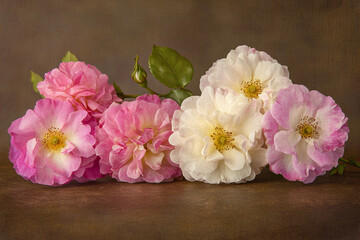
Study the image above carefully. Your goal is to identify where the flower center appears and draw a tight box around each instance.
[210,126,235,152]
[42,127,66,151]
[240,79,263,99]
[296,116,319,139]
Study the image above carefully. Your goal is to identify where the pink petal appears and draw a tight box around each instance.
[267,147,299,181]
[307,144,343,168]
[271,84,309,129]
[109,145,133,169]
[136,94,162,105]
[143,169,165,183]
[117,165,141,183]
[144,152,164,170]
[126,149,146,179]
[262,110,279,147]
[319,123,349,152]
[274,130,301,155]
[18,109,46,135]
[46,152,82,178]
[33,99,75,129]
[61,111,95,158]
[73,157,103,183]
[24,138,38,168]
[95,139,113,174]
[160,98,180,116]
[292,140,319,181]
[61,141,75,154]
[136,128,155,145]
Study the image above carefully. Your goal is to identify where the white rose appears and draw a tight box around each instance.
[200,45,291,111]
[169,87,267,184]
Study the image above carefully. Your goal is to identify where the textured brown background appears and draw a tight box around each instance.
[1,0,359,156]
[1,0,359,239]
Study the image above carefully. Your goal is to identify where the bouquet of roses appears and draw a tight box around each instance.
[8,45,357,186]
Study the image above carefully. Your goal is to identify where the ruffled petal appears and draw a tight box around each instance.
[307,144,343,168]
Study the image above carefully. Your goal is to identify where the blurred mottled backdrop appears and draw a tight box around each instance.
[1,0,359,157]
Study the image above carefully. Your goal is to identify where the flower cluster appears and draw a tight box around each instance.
[8,46,350,186]
[170,45,348,184]
[9,54,182,186]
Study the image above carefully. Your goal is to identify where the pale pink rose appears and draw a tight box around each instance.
[8,99,98,186]
[200,45,291,111]
[95,94,182,183]
[263,84,349,183]
[37,61,121,119]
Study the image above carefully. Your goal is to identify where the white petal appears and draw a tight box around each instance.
[226,45,251,62]
[168,131,185,147]
[179,109,212,137]
[269,76,291,92]
[223,160,252,183]
[233,134,252,151]
[237,105,263,137]
[201,136,215,156]
[201,136,224,162]
[234,56,252,82]
[179,136,204,160]
[171,110,183,132]
[245,53,261,73]
[196,87,216,115]
[248,148,267,174]
[179,136,219,175]
[223,148,246,171]
[181,96,199,111]
[206,150,224,162]
[170,148,181,164]
[254,61,283,84]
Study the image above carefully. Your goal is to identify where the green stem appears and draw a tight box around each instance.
[143,86,159,95]
[339,158,360,168]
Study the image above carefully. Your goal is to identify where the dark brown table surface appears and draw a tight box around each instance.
[0,149,359,240]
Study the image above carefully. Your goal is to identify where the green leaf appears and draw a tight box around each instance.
[148,45,194,88]
[338,164,345,175]
[30,71,43,93]
[62,51,78,62]
[113,82,125,99]
[329,167,338,176]
[164,88,193,105]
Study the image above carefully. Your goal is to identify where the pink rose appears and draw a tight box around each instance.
[37,61,121,119]
[8,99,99,186]
[263,84,349,183]
[95,94,182,183]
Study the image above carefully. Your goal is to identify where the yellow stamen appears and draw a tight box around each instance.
[240,79,263,99]
[42,127,66,151]
[210,126,235,152]
[296,116,318,139]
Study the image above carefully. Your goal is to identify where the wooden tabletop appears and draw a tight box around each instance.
[0,150,359,240]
